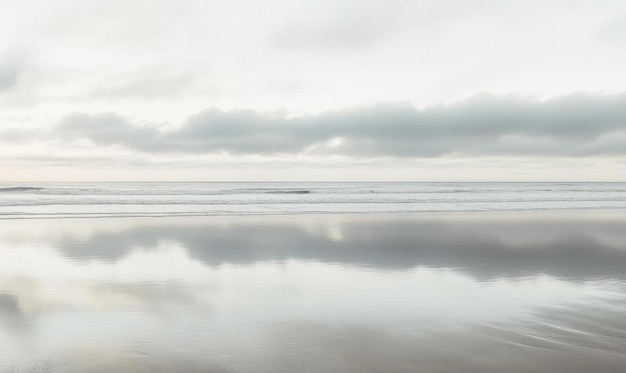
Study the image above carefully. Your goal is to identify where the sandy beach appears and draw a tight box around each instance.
[4,0,626,369]
[1,211,625,372]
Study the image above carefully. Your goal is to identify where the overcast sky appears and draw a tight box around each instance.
[2,0,626,181]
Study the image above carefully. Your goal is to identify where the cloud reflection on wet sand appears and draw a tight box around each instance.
[1,212,625,372]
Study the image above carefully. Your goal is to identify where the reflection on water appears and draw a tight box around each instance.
[1,212,626,372]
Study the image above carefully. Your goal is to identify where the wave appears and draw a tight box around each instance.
[0,189,315,196]
[1,205,626,220]
[1,182,626,196]
[4,197,626,207]
[0,187,44,193]
[266,190,310,194]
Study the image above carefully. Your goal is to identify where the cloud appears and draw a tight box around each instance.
[0,48,27,92]
[55,112,160,151]
[269,7,400,52]
[37,92,626,158]
[597,13,626,45]
[87,69,201,101]
[267,0,492,52]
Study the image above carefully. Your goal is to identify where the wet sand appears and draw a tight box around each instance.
[1,211,626,372]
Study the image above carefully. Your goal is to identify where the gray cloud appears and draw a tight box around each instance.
[40,92,626,158]
[56,112,160,151]
[0,48,27,92]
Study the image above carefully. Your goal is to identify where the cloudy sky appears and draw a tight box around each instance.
[2,0,626,181]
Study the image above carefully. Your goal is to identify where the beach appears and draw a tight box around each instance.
[4,0,626,369]
[1,208,626,372]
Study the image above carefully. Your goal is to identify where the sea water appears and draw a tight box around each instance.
[1,183,626,371]
[1,182,626,218]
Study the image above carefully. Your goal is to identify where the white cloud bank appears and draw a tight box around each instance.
[14,92,625,158]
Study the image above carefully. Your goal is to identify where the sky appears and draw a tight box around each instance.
[1,0,626,181]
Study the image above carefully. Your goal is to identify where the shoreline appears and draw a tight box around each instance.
[2,206,626,221]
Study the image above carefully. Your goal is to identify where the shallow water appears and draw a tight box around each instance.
[1,211,626,372]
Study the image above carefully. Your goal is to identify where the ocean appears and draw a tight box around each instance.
[1,182,626,372]
[1,182,626,218]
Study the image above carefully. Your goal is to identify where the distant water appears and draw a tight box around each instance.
[0,182,626,218]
